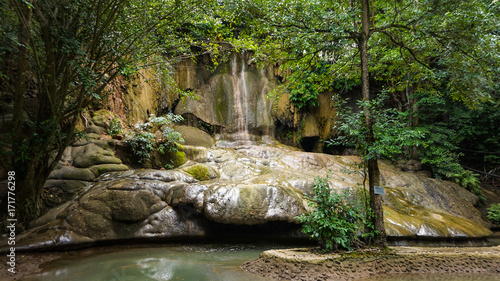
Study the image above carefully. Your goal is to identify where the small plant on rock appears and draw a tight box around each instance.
[127,113,184,164]
[108,117,123,137]
[449,170,485,204]
[127,131,154,163]
[487,203,500,225]
[158,126,184,154]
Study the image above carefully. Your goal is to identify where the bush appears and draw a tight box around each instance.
[296,176,371,252]
[158,127,185,154]
[449,170,485,204]
[127,114,184,164]
[108,117,123,136]
[127,131,154,163]
[487,203,500,225]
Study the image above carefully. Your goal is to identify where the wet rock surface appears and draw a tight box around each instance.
[42,138,128,207]
[6,141,493,251]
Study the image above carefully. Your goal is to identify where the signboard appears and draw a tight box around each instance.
[374,186,385,195]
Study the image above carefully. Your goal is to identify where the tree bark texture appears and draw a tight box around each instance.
[359,0,387,246]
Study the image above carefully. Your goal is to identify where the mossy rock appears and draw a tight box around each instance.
[48,166,96,181]
[149,149,187,169]
[182,164,219,181]
[89,164,129,177]
[173,125,215,148]
[92,109,117,129]
[106,190,162,222]
[171,150,187,167]
[72,143,122,168]
[84,125,106,135]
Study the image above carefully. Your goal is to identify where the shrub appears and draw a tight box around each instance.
[158,127,185,154]
[449,170,485,204]
[108,117,123,136]
[126,113,184,164]
[127,131,154,163]
[296,176,370,252]
[487,203,500,225]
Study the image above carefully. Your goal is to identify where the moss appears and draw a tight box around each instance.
[214,77,229,123]
[164,150,187,168]
[184,164,211,181]
[92,109,117,129]
[89,164,129,177]
[175,151,187,166]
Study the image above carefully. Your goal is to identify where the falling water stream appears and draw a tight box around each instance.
[230,53,250,141]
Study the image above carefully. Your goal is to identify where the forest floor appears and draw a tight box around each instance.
[241,244,500,280]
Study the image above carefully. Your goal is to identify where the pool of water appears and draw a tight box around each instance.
[20,244,277,281]
[20,240,500,281]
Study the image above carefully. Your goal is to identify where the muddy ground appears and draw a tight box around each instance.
[241,246,500,280]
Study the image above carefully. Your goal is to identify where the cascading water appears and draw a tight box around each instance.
[230,53,250,141]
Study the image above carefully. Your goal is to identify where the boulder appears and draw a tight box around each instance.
[173,125,215,148]
[48,166,95,181]
[6,143,492,251]
[72,143,122,168]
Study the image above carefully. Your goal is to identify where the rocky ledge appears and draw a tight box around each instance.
[2,142,493,251]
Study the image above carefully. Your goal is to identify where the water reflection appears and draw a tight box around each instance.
[20,245,274,281]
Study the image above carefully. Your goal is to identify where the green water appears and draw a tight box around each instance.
[20,243,500,281]
[20,244,275,281]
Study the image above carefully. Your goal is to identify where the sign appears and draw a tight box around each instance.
[374,186,385,195]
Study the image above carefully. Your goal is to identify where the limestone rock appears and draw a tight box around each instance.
[174,125,215,148]
[6,143,493,251]
[89,164,129,177]
[72,143,122,168]
[48,166,95,181]
[91,109,116,129]
[84,125,106,135]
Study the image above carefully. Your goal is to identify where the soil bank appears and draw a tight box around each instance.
[241,246,500,280]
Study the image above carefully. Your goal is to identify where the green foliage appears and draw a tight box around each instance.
[159,127,185,154]
[108,118,123,137]
[127,132,154,163]
[449,170,485,203]
[329,93,426,162]
[487,204,500,225]
[127,114,184,164]
[413,91,500,181]
[296,176,373,252]
[287,62,330,109]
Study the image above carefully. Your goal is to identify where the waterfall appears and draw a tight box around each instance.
[231,53,249,140]
[240,53,250,139]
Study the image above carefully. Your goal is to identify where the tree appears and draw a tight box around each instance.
[223,0,499,246]
[0,0,216,225]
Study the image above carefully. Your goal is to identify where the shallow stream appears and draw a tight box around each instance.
[20,239,500,281]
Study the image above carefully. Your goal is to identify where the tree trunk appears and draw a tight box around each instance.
[12,1,32,153]
[16,161,47,225]
[359,0,386,246]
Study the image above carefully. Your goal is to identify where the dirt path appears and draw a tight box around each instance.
[241,246,500,280]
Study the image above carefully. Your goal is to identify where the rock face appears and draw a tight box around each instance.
[173,52,277,139]
[10,141,492,251]
[43,133,128,207]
